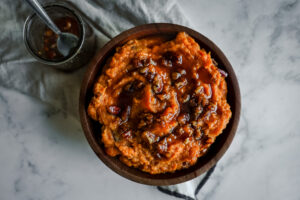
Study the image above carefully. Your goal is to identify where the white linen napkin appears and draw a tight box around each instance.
[0,0,217,199]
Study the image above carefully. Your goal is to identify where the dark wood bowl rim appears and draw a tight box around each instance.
[79,23,241,186]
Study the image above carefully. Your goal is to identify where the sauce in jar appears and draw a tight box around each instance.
[38,16,80,60]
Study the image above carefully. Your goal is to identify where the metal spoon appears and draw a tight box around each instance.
[25,0,79,57]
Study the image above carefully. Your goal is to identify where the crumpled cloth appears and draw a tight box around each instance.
[0,0,215,199]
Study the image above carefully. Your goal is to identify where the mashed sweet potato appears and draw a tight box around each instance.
[88,32,231,174]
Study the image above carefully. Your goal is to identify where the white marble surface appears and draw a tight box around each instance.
[1,0,300,199]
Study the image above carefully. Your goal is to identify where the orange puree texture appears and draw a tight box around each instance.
[88,32,232,174]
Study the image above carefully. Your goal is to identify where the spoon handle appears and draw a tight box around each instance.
[24,0,61,34]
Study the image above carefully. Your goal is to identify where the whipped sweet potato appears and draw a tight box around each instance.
[88,32,231,174]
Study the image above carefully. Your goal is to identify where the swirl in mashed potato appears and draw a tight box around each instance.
[88,32,231,174]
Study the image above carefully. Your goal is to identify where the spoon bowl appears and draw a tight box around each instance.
[57,32,79,57]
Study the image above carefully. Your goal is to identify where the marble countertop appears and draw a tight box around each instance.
[1,0,299,199]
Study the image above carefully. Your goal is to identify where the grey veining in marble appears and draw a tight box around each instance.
[1,0,300,200]
[181,0,300,199]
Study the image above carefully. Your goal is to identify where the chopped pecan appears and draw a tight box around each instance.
[218,68,228,77]
[121,105,131,122]
[139,67,149,74]
[182,94,190,103]
[107,106,121,115]
[142,131,158,144]
[122,130,132,139]
[175,78,187,89]
[194,86,204,95]
[171,72,181,80]
[152,75,163,93]
[178,113,190,125]
[161,51,183,67]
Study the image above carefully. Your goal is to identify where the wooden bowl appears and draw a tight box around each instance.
[79,23,241,186]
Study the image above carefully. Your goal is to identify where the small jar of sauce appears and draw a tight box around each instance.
[23,2,96,71]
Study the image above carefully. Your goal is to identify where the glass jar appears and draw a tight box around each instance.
[23,2,96,71]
